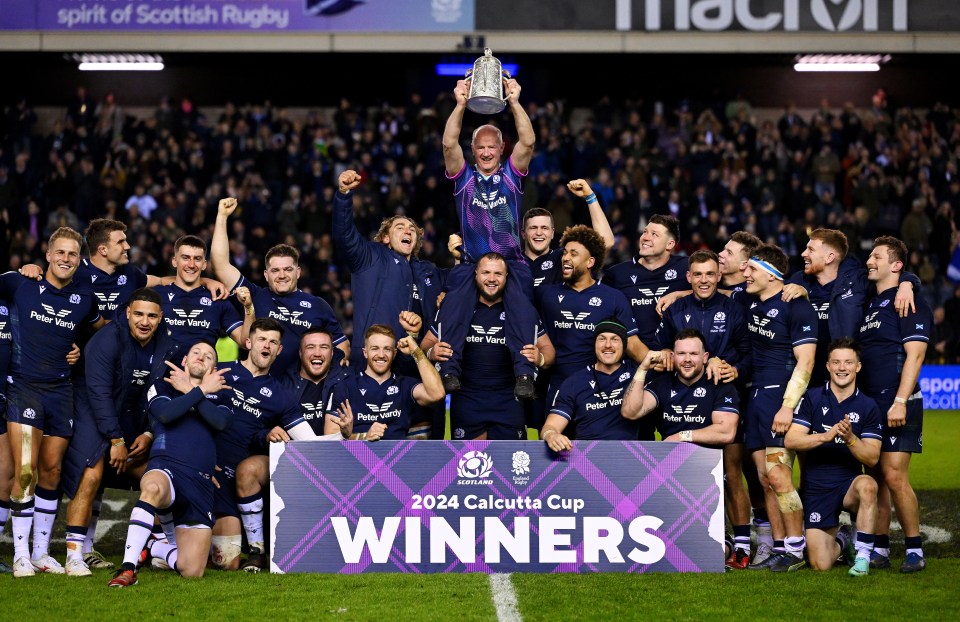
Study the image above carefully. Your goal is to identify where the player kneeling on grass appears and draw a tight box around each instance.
[108,342,233,587]
[785,338,882,577]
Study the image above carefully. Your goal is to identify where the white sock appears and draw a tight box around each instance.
[150,540,179,571]
[122,501,157,568]
[785,536,806,558]
[238,493,264,552]
[11,496,34,559]
[31,486,59,559]
[65,525,86,562]
[0,499,11,531]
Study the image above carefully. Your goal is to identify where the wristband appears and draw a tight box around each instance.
[142,431,154,440]
[356,433,368,441]
[894,397,907,405]
[425,346,434,361]
[678,430,693,442]
[111,439,125,447]
[537,352,545,367]
[846,436,858,447]
[542,429,556,440]
[585,193,597,204]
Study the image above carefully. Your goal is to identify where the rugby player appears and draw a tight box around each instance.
[786,338,882,577]
[212,197,348,374]
[858,236,932,573]
[107,341,233,587]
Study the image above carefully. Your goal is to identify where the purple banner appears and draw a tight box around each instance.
[269,440,725,573]
[0,1,474,32]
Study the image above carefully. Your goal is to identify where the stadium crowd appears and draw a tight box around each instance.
[0,80,957,584]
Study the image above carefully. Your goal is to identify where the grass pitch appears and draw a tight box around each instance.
[2,412,958,621]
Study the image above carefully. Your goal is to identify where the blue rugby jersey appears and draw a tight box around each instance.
[654,292,751,377]
[216,361,302,469]
[857,287,932,400]
[76,260,148,321]
[146,379,233,476]
[549,360,640,440]
[746,292,818,387]
[328,371,420,439]
[602,254,690,348]
[153,283,243,349]
[645,372,740,440]
[537,281,637,384]
[0,298,11,390]
[0,272,101,382]
[527,248,564,290]
[793,385,882,486]
[232,275,346,374]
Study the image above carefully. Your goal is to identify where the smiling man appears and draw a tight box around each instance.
[153,235,250,352]
[333,170,446,436]
[542,319,643,451]
[212,198,348,374]
[651,250,753,567]
[786,337,883,577]
[535,226,646,439]
[622,329,740,446]
[740,243,818,572]
[423,253,555,441]
[204,317,304,572]
[329,320,445,442]
[434,75,542,401]
[783,228,918,388]
[60,288,170,576]
[0,227,105,577]
[108,341,234,587]
[857,236,932,573]
[603,215,690,350]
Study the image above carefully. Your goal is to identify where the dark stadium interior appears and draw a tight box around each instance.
[4,52,960,109]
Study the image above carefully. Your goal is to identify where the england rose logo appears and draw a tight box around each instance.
[511,451,530,475]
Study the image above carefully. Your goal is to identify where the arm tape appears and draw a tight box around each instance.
[782,367,811,410]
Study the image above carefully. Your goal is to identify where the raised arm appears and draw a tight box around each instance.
[505,79,535,174]
[332,170,374,273]
[399,335,445,405]
[442,80,469,177]
[211,197,243,290]
[567,179,615,251]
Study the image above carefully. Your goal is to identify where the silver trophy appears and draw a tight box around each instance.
[466,48,511,115]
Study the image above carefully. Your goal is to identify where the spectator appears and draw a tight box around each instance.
[927,306,957,364]
[125,183,158,220]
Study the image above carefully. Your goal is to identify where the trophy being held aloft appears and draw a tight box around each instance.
[465,48,511,115]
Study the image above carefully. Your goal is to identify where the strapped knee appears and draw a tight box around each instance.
[776,490,803,513]
[764,447,795,473]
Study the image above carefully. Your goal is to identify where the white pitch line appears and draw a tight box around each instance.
[489,573,522,622]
